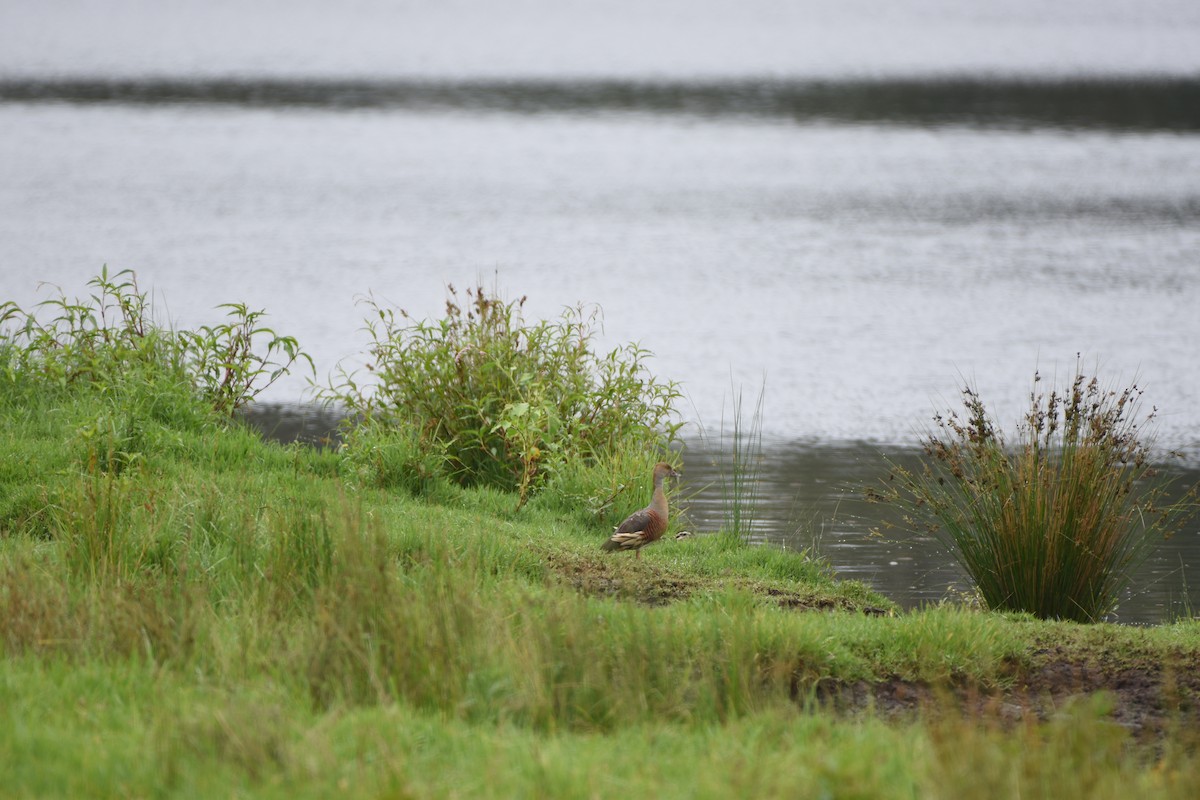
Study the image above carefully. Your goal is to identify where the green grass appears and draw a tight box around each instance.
[3,658,1198,799]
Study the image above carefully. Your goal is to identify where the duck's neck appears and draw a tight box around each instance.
[650,476,669,519]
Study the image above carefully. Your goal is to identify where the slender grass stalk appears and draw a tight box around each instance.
[713,378,766,544]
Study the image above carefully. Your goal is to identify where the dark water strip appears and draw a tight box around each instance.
[4,76,1200,131]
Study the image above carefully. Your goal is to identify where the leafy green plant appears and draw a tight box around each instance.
[322,284,683,506]
[0,267,311,417]
[1,267,184,397]
[178,302,312,415]
[880,365,1198,622]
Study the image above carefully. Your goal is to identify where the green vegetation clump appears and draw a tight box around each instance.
[322,284,683,507]
[882,366,1198,622]
[0,266,310,418]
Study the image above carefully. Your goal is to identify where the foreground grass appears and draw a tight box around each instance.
[3,391,1200,797]
[4,658,1199,799]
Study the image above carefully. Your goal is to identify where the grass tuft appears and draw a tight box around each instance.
[692,377,768,546]
[881,363,1199,622]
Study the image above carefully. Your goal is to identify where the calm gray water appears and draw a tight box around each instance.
[3,100,1197,448]
[3,0,1199,620]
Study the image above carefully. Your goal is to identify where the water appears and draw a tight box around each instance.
[3,0,1199,621]
[3,99,1197,447]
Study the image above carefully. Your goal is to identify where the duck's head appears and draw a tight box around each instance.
[653,462,681,482]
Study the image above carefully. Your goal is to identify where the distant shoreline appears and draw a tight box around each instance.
[4,75,1200,132]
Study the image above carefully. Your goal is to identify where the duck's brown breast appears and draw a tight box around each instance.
[642,509,667,541]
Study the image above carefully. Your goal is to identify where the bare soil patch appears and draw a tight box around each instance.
[815,643,1200,737]
[546,550,884,612]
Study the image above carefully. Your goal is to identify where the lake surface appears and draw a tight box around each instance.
[3,0,1199,620]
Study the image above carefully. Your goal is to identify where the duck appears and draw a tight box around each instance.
[602,462,681,558]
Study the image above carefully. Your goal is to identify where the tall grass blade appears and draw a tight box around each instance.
[710,377,766,544]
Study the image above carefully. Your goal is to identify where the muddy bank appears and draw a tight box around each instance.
[552,553,1199,737]
[816,644,1199,738]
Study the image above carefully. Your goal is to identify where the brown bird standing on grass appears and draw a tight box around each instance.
[602,462,680,558]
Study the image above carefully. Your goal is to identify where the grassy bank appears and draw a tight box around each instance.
[3,272,1200,797]
[2,388,1200,797]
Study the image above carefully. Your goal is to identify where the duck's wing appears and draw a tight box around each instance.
[614,508,653,535]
